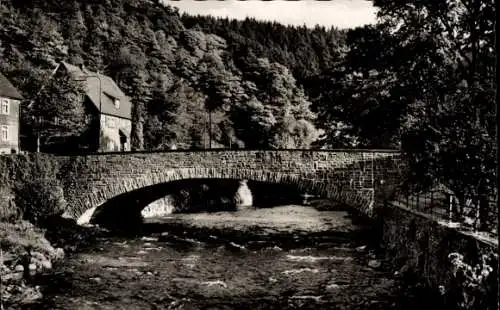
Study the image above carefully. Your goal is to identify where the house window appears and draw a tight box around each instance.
[114,98,120,109]
[1,99,9,115]
[1,126,8,141]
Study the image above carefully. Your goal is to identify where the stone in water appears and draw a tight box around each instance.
[234,180,253,211]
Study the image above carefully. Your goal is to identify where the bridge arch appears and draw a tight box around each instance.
[68,168,376,225]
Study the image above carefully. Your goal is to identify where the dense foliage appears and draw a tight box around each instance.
[14,178,66,226]
[22,75,88,152]
[0,154,66,226]
[181,14,346,84]
[371,0,496,229]
[449,252,498,310]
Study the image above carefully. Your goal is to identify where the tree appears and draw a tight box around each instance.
[402,83,495,229]
[111,45,151,151]
[24,74,87,152]
[173,30,248,148]
[231,95,275,148]
[372,0,496,229]
[232,58,320,149]
[144,82,208,149]
[197,66,246,148]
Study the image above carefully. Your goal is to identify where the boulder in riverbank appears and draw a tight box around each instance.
[0,221,65,263]
[0,220,65,308]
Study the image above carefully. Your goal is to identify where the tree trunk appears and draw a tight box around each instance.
[477,183,490,231]
[208,111,212,149]
[453,193,464,222]
[131,118,144,151]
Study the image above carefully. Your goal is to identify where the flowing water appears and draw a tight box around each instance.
[34,206,425,310]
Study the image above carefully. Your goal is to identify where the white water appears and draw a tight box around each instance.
[141,196,175,218]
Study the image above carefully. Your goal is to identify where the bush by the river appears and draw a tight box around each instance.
[0,154,105,308]
[14,179,66,227]
[0,154,66,226]
[0,185,20,222]
[0,221,64,261]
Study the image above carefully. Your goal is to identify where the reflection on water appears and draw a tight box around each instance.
[36,206,426,309]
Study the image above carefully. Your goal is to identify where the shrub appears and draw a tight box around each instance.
[14,178,66,227]
[448,252,498,310]
[0,185,20,222]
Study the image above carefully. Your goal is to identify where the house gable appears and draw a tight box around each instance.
[57,62,132,120]
[0,72,23,101]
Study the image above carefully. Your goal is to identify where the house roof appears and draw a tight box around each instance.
[0,72,23,100]
[59,61,132,120]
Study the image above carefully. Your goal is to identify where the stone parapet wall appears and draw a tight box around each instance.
[56,150,399,179]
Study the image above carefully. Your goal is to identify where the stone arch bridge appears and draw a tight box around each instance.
[52,150,404,224]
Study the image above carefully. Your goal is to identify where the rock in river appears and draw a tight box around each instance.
[368,259,381,269]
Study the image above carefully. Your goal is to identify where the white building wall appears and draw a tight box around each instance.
[99,114,132,152]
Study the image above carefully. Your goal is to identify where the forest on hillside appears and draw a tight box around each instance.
[0,0,343,151]
[0,0,496,208]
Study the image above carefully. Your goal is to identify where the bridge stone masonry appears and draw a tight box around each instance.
[51,149,404,224]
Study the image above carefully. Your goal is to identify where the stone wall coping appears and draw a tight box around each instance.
[33,149,402,157]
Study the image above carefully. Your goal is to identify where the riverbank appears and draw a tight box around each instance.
[0,221,64,308]
[378,202,498,310]
[0,218,107,309]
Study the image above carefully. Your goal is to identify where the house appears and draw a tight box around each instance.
[0,72,23,154]
[52,61,133,152]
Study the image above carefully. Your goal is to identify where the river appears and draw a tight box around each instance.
[33,205,428,309]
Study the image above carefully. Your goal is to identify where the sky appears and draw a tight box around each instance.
[165,0,378,29]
